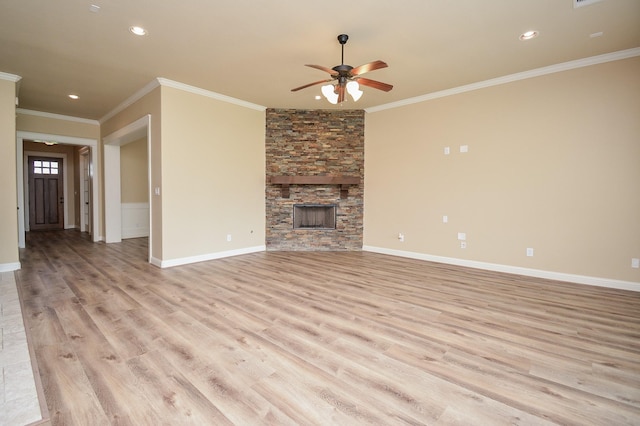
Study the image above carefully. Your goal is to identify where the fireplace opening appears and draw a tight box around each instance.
[293,204,336,229]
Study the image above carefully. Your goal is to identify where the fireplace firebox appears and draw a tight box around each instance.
[293,204,336,229]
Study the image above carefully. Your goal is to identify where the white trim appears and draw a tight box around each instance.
[16,132,100,247]
[102,115,153,262]
[17,132,97,147]
[157,78,267,112]
[16,108,99,125]
[0,71,21,82]
[158,246,266,268]
[103,144,122,243]
[0,262,21,272]
[100,77,266,123]
[100,79,160,123]
[366,47,640,113]
[363,245,640,292]
[102,115,149,145]
[24,151,70,230]
[79,147,90,233]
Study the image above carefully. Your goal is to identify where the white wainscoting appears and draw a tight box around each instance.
[121,203,149,239]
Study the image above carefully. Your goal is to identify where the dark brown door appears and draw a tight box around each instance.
[29,156,64,231]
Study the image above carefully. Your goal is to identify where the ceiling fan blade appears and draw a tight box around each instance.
[351,60,388,76]
[291,79,333,92]
[356,77,393,92]
[305,64,339,75]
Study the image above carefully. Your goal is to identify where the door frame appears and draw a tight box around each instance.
[103,114,152,262]
[79,147,91,233]
[16,132,99,248]
[24,151,68,231]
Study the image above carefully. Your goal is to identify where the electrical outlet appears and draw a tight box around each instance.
[443,215,448,223]
[226,234,232,242]
[632,258,640,269]
[526,248,534,257]
[460,241,467,249]
[398,233,405,242]
[444,147,450,155]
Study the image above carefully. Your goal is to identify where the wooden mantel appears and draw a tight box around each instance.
[268,175,360,199]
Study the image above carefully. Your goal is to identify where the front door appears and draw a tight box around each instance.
[28,156,64,231]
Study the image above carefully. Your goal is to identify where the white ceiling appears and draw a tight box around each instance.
[1,0,639,120]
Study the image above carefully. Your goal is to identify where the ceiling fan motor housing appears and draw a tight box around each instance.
[332,64,354,75]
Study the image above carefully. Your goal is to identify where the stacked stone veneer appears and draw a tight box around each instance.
[266,108,364,251]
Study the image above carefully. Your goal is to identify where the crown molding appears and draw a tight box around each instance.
[100,78,161,123]
[0,71,21,82]
[156,78,267,112]
[366,47,640,113]
[16,108,99,125]
[100,77,266,123]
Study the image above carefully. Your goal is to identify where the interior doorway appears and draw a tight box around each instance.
[16,132,99,248]
[103,114,152,263]
[27,156,64,231]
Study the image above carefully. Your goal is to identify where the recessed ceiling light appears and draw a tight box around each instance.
[89,4,101,13]
[129,26,147,36]
[68,94,79,100]
[519,30,539,41]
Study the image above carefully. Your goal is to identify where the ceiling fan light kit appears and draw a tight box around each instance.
[292,34,393,105]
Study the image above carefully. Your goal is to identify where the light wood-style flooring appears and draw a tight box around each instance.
[15,230,640,425]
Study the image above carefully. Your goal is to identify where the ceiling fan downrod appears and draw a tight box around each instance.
[337,34,349,65]
[333,34,353,76]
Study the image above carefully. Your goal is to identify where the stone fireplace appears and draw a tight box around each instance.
[266,108,364,251]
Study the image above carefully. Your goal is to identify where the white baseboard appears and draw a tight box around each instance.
[157,245,266,268]
[363,246,640,292]
[0,262,21,272]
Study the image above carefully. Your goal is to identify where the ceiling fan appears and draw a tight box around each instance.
[291,34,393,104]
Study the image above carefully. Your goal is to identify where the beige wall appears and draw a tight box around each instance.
[0,79,19,267]
[120,137,148,203]
[160,86,265,260]
[364,57,640,284]
[17,113,99,140]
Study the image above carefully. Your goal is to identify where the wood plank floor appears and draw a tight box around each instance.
[15,230,640,425]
